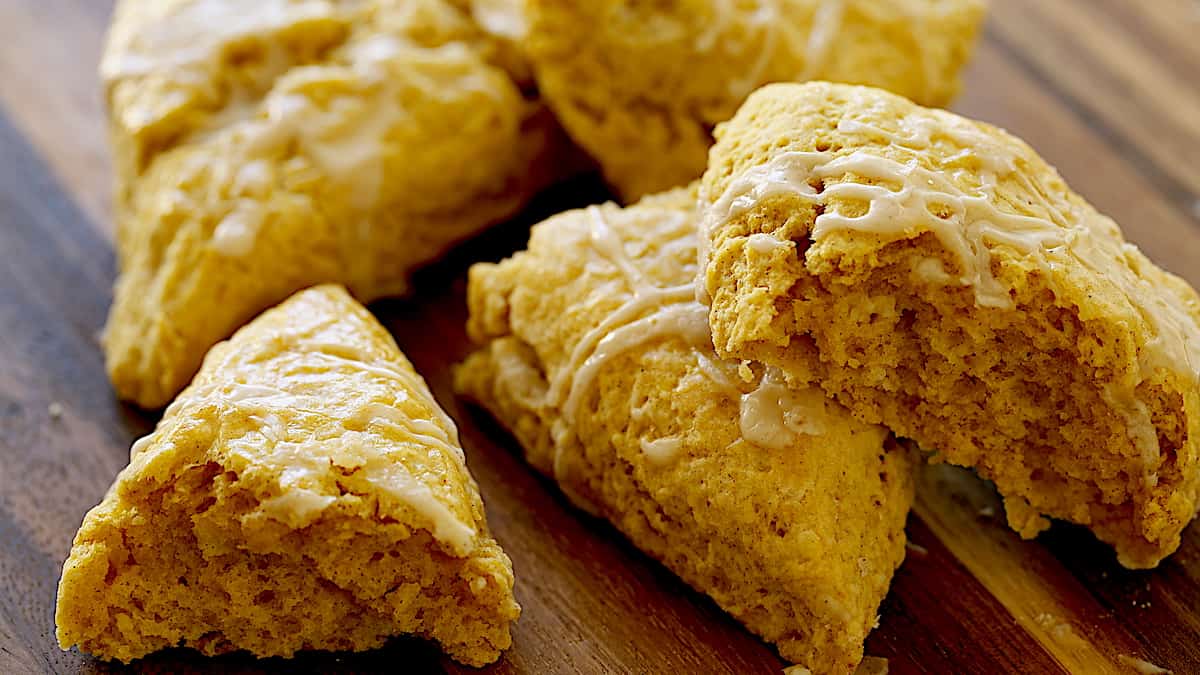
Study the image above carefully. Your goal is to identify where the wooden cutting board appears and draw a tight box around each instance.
[2,1,1199,673]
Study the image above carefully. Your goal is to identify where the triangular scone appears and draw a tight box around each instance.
[520,0,985,200]
[456,189,913,672]
[57,285,518,666]
[698,81,1200,568]
[102,0,574,408]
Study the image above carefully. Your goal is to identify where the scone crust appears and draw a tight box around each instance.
[102,0,570,408]
[58,285,519,666]
[457,189,914,671]
[523,0,985,200]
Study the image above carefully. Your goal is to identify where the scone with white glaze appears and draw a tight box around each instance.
[57,285,518,666]
[103,0,575,408]
[521,0,986,200]
[456,189,914,672]
[699,81,1200,568]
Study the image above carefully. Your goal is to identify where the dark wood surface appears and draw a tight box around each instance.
[2,2,1199,673]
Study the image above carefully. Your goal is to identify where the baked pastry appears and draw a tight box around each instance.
[57,285,519,666]
[521,0,986,200]
[698,81,1200,568]
[456,189,914,671]
[102,0,574,409]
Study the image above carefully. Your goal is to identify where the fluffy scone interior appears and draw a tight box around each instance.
[521,0,986,200]
[57,285,519,667]
[699,81,1200,568]
[456,188,914,672]
[102,0,576,409]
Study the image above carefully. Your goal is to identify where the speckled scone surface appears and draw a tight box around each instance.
[57,285,519,666]
[523,0,985,200]
[102,0,572,409]
[700,81,1200,568]
[456,189,914,672]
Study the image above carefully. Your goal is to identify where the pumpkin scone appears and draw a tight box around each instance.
[57,285,519,666]
[456,189,914,672]
[521,0,986,200]
[698,81,1200,568]
[102,0,575,409]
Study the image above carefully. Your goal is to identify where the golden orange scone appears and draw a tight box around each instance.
[699,81,1200,569]
[456,189,914,672]
[102,0,574,409]
[57,285,519,666]
[521,0,986,200]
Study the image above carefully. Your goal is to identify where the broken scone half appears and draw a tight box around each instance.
[57,285,518,666]
[102,0,573,408]
[699,81,1200,568]
[521,0,986,200]
[456,189,914,672]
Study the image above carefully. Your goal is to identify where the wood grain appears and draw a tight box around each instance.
[0,0,113,231]
[988,0,1200,217]
[1,1,1198,673]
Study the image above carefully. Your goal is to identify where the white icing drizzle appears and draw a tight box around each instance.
[795,0,846,81]
[640,437,684,465]
[542,201,855,485]
[746,231,794,255]
[260,487,336,528]
[101,0,341,83]
[704,103,1200,475]
[695,350,739,390]
[470,0,528,40]
[704,108,1200,385]
[541,205,717,490]
[280,341,475,549]
[302,346,467,463]
[356,441,477,555]
[109,0,509,266]
[204,34,505,266]
[723,0,786,98]
[911,257,955,285]
[159,381,302,423]
[699,1,935,102]
[234,436,339,527]
[739,369,831,449]
[563,302,712,422]
[545,206,704,418]
[211,201,264,256]
[233,34,409,213]
[350,401,465,464]
[131,322,476,549]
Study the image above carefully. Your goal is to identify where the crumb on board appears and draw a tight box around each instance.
[855,656,889,675]
[1118,654,1172,674]
[48,401,63,420]
[1035,612,1076,640]
[978,504,996,518]
[905,541,929,557]
[1033,612,1094,653]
